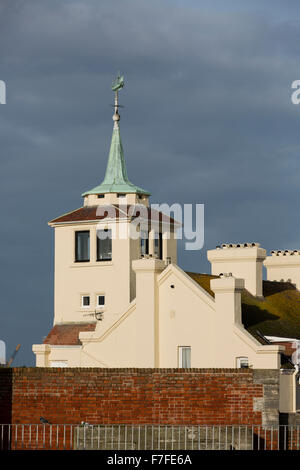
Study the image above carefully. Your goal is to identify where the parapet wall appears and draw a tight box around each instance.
[0,368,279,426]
[264,250,300,290]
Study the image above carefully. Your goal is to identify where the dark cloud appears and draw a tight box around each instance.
[1,0,300,364]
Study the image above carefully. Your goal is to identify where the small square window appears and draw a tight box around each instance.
[82,296,90,307]
[97,295,105,307]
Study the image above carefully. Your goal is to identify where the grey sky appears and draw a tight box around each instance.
[1,0,300,365]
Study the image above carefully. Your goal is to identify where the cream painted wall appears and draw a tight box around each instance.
[279,371,296,413]
[34,213,283,373]
[83,193,149,207]
[52,215,177,325]
[158,267,280,369]
[34,264,282,370]
[158,268,215,368]
[53,220,136,324]
[210,275,281,369]
[207,245,266,297]
[264,254,300,290]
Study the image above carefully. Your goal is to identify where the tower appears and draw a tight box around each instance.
[47,74,177,326]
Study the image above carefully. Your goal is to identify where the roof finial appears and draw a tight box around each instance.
[111,72,124,128]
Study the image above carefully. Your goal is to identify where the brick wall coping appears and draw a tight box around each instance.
[0,367,261,375]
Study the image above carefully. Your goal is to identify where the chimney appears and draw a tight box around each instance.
[207,243,266,297]
[210,274,245,326]
[264,250,300,289]
[132,258,165,367]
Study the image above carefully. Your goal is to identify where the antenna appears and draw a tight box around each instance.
[6,344,21,367]
[83,309,104,321]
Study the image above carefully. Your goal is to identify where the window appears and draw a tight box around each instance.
[237,357,249,368]
[75,231,90,262]
[117,193,126,198]
[82,295,90,307]
[97,229,112,261]
[154,232,163,259]
[97,295,105,307]
[97,194,105,199]
[178,346,191,368]
[140,230,149,256]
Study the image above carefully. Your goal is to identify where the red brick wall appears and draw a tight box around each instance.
[0,368,264,426]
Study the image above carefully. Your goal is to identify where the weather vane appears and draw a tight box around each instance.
[111,72,124,126]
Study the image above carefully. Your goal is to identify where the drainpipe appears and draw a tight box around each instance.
[293,364,299,413]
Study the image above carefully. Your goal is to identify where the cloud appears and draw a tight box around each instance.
[1,0,300,364]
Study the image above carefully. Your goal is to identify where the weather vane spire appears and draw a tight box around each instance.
[111,72,124,128]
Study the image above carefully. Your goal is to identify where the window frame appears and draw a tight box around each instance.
[75,230,90,263]
[236,357,249,368]
[97,294,105,307]
[140,229,149,256]
[97,229,112,262]
[154,232,163,260]
[178,346,191,368]
[81,295,90,308]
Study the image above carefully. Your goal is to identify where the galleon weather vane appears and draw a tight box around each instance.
[111,72,124,127]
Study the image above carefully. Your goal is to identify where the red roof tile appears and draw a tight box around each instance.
[49,204,177,226]
[268,341,296,357]
[43,323,96,345]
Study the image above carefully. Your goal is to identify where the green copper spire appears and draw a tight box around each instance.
[82,74,150,197]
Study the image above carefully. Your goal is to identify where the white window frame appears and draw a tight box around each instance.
[81,295,90,308]
[178,346,191,368]
[236,357,249,368]
[97,294,105,307]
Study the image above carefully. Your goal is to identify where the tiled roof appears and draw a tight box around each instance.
[43,323,96,345]
[49,205,177,226]
[269,341,296,357]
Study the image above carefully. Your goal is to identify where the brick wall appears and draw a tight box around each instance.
[0,368,279,426]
